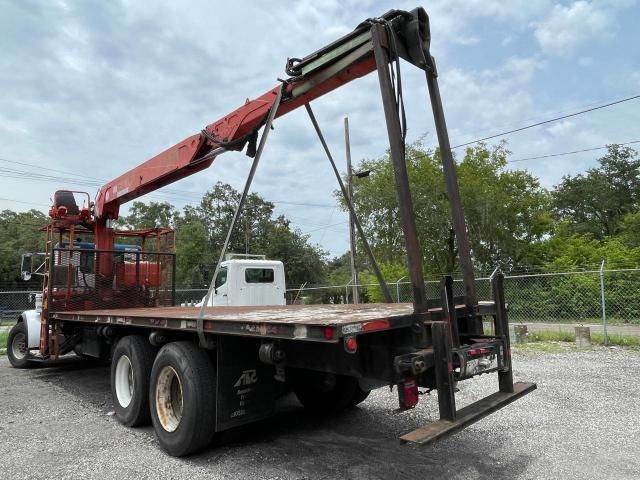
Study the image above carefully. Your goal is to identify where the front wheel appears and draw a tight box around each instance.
[149,342,216,457]
[7,322,32,369]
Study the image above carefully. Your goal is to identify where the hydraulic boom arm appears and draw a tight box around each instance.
[94,8,432,223]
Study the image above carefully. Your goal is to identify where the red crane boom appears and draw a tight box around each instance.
[92,8,432,250]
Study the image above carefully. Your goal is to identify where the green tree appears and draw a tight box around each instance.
[0,209,48,287]
[553,145,640,238]
[174,216,211,287]
[124,183,327,289]
[620,212,640,248]
[343,140,551,274]
[260,216,327,288]
[121,201,178,229]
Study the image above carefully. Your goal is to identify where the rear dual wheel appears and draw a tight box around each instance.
[111,336,156,427]
[149,341,216,457]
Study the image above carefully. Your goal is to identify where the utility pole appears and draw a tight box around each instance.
[344,116,359,304]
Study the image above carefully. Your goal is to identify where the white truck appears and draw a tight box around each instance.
[195,255,286,307]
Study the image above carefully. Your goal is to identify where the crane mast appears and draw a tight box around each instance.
[91,8,432,251]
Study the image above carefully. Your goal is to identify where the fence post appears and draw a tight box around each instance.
[599,260,608,346]
[488,265,500,301]
[395,276,407,303]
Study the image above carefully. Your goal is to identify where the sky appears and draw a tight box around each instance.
[1,0,639,258]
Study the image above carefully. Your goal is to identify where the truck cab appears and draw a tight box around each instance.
[198,255,286,307]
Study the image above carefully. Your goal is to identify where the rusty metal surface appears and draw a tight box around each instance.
[399,381,537,445]
[372,25,428,312]
[425,66,478,312]
[54,303,416,326]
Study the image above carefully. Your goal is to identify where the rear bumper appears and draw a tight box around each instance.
[399,381,537,445]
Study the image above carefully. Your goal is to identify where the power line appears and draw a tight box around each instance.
[509,140,640,164]
[451,93,640,150]
[0,157,100,182]
[304,221,348,234]
[0,160,336,209]
[0,198,50,208]
[448,94,637,147]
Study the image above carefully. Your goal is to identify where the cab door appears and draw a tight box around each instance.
[211,266,229,306]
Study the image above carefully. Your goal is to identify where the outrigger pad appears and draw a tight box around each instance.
[399,382,537,445]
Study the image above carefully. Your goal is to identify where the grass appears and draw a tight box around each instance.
[527,330,576,343]
[510,317,639,326]
[0,331,8,353]
[525,329,640,346]
[592,332,640,347]
[513,330,640,354]
[514,341,571,354]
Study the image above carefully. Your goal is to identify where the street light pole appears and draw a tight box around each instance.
[344,116,360,304]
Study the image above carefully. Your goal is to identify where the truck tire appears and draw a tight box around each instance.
[111,336,156,427]
[293,371,367,415]
[7,322,32,369]
[349,386,371,407]
[149,341,216,457]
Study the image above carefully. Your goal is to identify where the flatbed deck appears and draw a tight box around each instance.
[52,303,421,342]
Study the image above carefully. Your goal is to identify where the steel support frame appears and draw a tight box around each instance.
[424,65,476,303]
[371,23,483,422]
[371,24,428,314]
[439,275,460,348]
[432,321,456,421]
[491,272,514,393]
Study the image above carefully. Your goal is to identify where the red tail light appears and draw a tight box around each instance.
[400,379,419,409]
[323,326,334,340]
[344,336,358,353]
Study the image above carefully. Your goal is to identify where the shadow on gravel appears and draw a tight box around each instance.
[25,355,111,408]
[24,359,534,479]
[194,400,535,479]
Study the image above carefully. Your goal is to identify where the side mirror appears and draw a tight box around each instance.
[20,254,32,281]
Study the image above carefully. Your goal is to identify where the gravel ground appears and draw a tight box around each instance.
[0,347,638,480]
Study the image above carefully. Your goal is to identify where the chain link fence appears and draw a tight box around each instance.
[503,268,640,324]
[286,267,640,325]
[0,289,39,324]
[285,277,493,306]
[2,267,638,326]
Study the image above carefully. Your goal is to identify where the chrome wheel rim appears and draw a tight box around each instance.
[156,366,183,432]
[115,355,134,408]
[11,332,27,360]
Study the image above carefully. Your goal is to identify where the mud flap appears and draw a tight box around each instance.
[215,336,277,431]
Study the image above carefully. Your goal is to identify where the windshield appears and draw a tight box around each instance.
[214,267,228,289]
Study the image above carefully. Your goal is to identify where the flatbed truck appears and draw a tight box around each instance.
[7,6,536,457]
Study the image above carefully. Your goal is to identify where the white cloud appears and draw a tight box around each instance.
[0,0,638,256]
[532,1,613,56]
[437,56,539,146]
[546,120,576,136]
